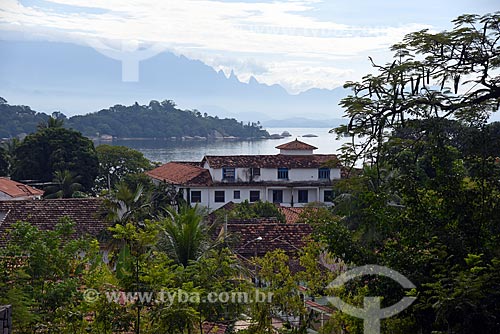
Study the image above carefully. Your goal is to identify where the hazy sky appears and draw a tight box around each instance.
[0,0,498,94]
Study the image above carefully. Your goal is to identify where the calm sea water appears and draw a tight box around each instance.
[108,128,349,163]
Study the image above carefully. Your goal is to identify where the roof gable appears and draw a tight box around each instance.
[0,177,44,198]
[146,162,213,186]
[276,139,317,150]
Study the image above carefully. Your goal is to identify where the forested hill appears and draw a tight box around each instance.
[0,98,269,139]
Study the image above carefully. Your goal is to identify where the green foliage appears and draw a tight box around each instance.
[0,146,8,176]
[43,169,84,198]
[0,218,92,333]
[66,100,269,139]
[0,99,49,138]
[218,200,286,223]
[250,250,307,333]
[322,12,500,334]
[158,205,210,266]
[11,126,98,192]
[37,115,65,130]
[95,144,154,192]
[0,99,268,139]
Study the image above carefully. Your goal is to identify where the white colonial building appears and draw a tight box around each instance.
[146,139,342,210]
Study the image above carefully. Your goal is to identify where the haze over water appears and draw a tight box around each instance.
[110,128,348,163]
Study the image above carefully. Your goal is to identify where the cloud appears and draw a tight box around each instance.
[0,0,432,92]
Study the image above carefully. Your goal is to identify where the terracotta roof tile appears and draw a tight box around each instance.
[203,154,338,169]
[0,177,44,198]
[146,162,213,186]
[202,322,228,334]
[219,222,312,257]
[0,198,109,247]
[276,139,318,150]
[278,206,308,224]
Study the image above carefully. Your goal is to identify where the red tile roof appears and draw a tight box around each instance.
[0,177,44,198]
[146,162,213,186]
[202,322,228,334]
[278,206,308,224]
[0,198,109,247]
[203,154,338,169]
[276,139,317,150]
[221,222,313,257]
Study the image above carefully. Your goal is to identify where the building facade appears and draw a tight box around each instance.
[147,139,341,210]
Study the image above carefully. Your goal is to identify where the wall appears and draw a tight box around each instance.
[209,167,341,182]
[0,305,12,334]
[188,186,334,210]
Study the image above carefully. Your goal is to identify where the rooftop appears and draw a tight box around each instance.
[222,222,313,257]
[203,154,338,169]
[0,198,108,247]
[146,162,213,186]
[276,139,318,151]
[279,206,309,224]
[0,177,44,198]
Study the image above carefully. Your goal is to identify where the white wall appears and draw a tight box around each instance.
[279,149,313,155]
[186,186,335,210]
[206,162,341,183]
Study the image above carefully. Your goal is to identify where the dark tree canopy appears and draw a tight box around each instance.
[12,127,98,192]
[0,147,8,176]
[95,144,153,192]
[66,100,268,139]
[0,99,268,139]
[317,12,500,334]
[336,12,500,169]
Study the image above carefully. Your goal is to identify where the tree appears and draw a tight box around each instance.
[0,147,8,176]
[11,127,98,192]
[43,170,83,198]
[1,138,20,176]
[0,219,92,333]
[95,145,153,192]
[322,12,500,334]
[335,12,500,171]
[37,116,65,130]
[158,205,210,267]
[217,200,286,223]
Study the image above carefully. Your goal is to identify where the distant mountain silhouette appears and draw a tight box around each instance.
[262,117,345,128]
[0,39,348,121]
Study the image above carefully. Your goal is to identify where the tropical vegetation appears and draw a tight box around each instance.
[0,98,268,139]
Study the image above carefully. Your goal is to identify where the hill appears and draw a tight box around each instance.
[0,98,269,139]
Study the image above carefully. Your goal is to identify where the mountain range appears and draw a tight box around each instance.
[0,39,349,124]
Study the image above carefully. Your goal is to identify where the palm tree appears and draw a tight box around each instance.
[44,170,82,198]
[104,182,146,224]
[1,138,20,175]
[37,116,64,130]
[158,205,211,266]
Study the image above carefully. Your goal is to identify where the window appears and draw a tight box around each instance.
[298,190,309,203]
[251,168,261,176]
[191,191,202,203]
[234,190,241,199]
[214,191,225,203]
[250,190,260,202]
[324,190,334,202]
[222,167,235,181]
[277,168,289,180]
[272,190,283,203]
[318,168,331,179]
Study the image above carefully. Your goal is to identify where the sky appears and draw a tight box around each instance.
[0,0,498,95]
